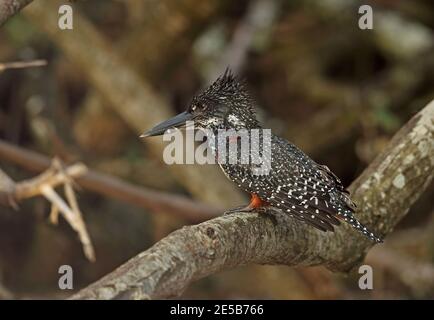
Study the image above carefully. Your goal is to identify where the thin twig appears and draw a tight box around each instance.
[41,184,95,262]
[1,159,95,261]
[0,59,47,72]
[13,162,87,200]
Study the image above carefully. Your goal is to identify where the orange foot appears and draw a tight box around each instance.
[224,193,269,215]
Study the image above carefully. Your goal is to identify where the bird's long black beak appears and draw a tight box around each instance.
[140,111,193,138]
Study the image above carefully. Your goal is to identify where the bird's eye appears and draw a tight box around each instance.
[190,103,206,113]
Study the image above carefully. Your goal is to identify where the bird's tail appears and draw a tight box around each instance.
[341,210,383,243]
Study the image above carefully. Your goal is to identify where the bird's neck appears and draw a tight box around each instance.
[204,125,267,165]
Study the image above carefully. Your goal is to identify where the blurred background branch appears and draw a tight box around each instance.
[0,139,220,222]
[0,59,46,72]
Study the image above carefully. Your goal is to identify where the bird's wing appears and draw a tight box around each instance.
[263,170,342,232]
[230,137,381,242]
[250,139,351,232]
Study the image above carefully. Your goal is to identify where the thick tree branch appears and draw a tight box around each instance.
[0,0,33,26]
[71,100,434,299]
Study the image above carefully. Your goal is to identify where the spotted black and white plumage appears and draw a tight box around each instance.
[189,70,383,243]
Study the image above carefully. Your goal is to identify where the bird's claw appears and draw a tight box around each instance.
[223,205,254,215]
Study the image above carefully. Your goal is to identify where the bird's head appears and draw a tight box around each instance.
[141,70,260,138]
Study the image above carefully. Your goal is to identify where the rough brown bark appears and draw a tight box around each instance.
[71,100,434,299]
[0,0,32,26]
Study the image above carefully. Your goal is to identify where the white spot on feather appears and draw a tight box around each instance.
[227,114,244,126]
